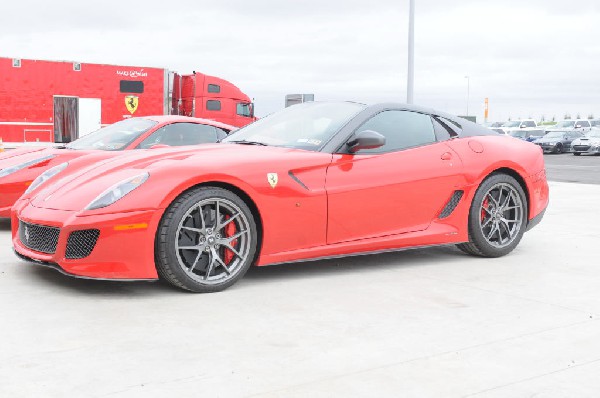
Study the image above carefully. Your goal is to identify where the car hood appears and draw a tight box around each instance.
[573,138,600,145]
[0,146,105,167]
[0,146,50,165]
[30,144,329,211]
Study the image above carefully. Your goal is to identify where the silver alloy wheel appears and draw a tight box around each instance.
[174,198,251,285]
[479,182,524,249]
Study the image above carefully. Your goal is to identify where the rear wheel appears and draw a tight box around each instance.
[155,187,257,292]
[573,152,581,156]
[456,173,527,257]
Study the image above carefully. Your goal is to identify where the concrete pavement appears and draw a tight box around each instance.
[1,181,599,397]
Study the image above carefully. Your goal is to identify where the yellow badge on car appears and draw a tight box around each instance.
[125,95,139,114]
[267,173,278,188]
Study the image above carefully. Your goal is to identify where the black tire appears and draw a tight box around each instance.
[555,143,563,154]
[573,152,581,156]
[155,187,258,293]
[456,173,528,258]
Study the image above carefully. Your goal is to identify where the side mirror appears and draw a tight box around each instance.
[346,130,386,153]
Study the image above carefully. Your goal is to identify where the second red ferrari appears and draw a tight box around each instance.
[0,116,234,217]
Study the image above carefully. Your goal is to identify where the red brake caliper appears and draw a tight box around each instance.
[223,215,237,264]
[481,197,489,222]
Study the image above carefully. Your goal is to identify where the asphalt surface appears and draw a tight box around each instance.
[1,181,600,397]
[544,152,600,184]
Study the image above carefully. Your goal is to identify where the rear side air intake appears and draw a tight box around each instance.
[439,190,464,219]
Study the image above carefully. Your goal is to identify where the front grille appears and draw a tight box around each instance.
[65,229,100,259]
[19,220,60,254]
[573,145,591,151]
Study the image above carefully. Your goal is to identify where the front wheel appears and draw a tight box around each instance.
[573,152,581,156]
[555,143,563,154]
[456,173,528,257]
[155,187,258,293]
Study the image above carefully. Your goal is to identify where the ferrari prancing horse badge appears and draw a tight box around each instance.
[267,173,278,188]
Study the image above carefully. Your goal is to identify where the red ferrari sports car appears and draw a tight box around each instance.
[0,116,234,217]
[12,102,549,292]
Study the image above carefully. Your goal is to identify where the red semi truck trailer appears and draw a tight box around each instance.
[0,57,256,143]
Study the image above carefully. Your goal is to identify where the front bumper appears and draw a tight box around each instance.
[536,143,559,153]
[12,200,164,280]
[572,145,600,154]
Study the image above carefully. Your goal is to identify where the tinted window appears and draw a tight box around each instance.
[237,103,252,117]
[577,121,590,127]
[433,116,461,138]
[525,121,536,127]
[207,84,220,93]
[354,110,437,154]
[137,123,218,148]
[206,100,221,111]
[120,80,144,93]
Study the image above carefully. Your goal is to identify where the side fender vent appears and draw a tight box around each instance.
[439,190,464,219]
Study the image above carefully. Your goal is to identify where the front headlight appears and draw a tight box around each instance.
[86,172,149,210]
[25,162,69,194]
[0,155,55,178]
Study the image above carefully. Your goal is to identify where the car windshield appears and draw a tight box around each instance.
[544,132,565,139]
[584,131,600,138]
[553,121,575,129]
[66,118,158,150]
[509,131,525,138]
[222,102,366,150]
[503,121,521,128]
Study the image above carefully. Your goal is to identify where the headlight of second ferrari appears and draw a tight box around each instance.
[0,155,55,178]
[86,172,149,210]
[25,162,69,194]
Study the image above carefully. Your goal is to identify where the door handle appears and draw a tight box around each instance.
[441,152,453,161]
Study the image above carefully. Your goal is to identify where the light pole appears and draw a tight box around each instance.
[464,75,470,116]
[407,0,415,104]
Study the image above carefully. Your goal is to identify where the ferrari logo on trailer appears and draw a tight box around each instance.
[267,173,278,188]
[125,95,139,114]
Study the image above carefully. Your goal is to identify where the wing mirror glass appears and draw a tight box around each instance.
[346,130,386,153]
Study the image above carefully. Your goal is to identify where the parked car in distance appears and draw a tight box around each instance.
[0,116,234,217]
[533,130,584,154]
[491,127,508,135]
[545,119,592,134]
[590,120,600,128]
[571,129,600,156]
[501,120,538,135]
[509,129,545,142]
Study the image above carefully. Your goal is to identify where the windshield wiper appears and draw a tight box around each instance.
[227,140,268,146]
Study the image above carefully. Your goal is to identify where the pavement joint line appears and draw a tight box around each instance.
[244,319,597,398]
[407,271,600,318]
[461,357,600,397]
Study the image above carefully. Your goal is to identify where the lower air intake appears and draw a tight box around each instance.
[65,229,100,259]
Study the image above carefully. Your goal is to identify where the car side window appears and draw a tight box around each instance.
[353,110,437,154]
[579,121,590,128]
[525,121,536,127]
[137,123,218,148]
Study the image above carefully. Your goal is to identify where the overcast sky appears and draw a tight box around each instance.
[1,0,599,121]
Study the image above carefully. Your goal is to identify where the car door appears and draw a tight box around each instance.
[325,110,464,244]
